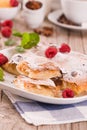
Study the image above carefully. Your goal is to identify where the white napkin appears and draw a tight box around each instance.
[4,90,87,126]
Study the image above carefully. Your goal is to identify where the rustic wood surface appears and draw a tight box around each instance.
[0,0,87,129]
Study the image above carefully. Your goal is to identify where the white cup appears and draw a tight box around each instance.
[23,0,52,16]
[61,0,87,24]
[23,1,45,29]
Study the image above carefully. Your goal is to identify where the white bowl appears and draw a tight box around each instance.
[0,4,20,21]
[61,0,87,24]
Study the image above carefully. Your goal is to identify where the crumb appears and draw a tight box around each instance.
[34,26,53,37]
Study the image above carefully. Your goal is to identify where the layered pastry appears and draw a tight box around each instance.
[51,51,87,96]
[14,75,79,98]
[2,45,87,98]
[14,50,87,98]
[2,54,23,75]
[13,53,64,98]
[16,54,62,80]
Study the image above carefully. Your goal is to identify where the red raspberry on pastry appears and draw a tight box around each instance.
[62,89,74,98]
[0,53,8,66]
[59,43,71,53]
[1,26,12,38]
[2,20,13,28]
[45,46,58,58]
[10,0,19,7]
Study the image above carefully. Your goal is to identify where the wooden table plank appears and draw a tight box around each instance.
[0,94,37,130]
[71,122,87,130]
[82,32,87,54]
[69,31,84,53]
[38,124,71,130]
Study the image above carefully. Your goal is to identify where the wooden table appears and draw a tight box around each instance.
[0,1,87,130]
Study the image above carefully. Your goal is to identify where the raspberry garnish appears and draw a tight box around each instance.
[62,89,74,98]
[59,43,71,53]
[10,0,19,7]
[2,20,13,28]
[45,46,58,58]
[0,53,8,66]
[1,26,12,38]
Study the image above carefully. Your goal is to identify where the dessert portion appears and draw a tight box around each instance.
[0,0,19,8]
[2,62,19,75]
[14,74,78,98]
[16,53,62,80]
[14,44,87,98]
[2,54,23,75]
[1,43,87,98]
[13,52,63,98]
[14,75,60,97]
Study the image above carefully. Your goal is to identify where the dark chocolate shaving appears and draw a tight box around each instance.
[57,14,81,26]
[51,77,62,86]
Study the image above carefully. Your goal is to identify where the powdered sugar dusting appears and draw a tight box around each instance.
[52,51,87,84]
[24,52,58,70]
[9,43,87,85]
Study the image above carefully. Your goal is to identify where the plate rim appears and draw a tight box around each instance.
[48,9,87,31]
[0,79,87,104]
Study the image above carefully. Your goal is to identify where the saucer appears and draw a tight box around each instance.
[48,10,87,31]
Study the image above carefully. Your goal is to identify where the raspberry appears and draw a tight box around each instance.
[59,43,71,53]
[45,46,58,58]
[1,26,12,38]
[0,53,8,66]
[2,20,13,28]
[62,89,74,98]
[0,22,1,29]
[10,0,19,7]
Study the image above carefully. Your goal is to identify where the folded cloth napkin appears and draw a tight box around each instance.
[3,90,87,126]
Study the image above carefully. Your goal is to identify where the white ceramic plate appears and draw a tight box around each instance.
[0,47,87,104]
[48,10,87,31]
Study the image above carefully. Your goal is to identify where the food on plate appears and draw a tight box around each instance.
[14,71,87,98]
[1,43,87,98]
[14,75,79,98]
[59,43,71,53]
[16,54,62,80]
[2,62,19,75]
[45,46,58,58]
[14,75,61,97]
[14,47,87,98]
[0,53,8,66]
[2,54,23,75]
